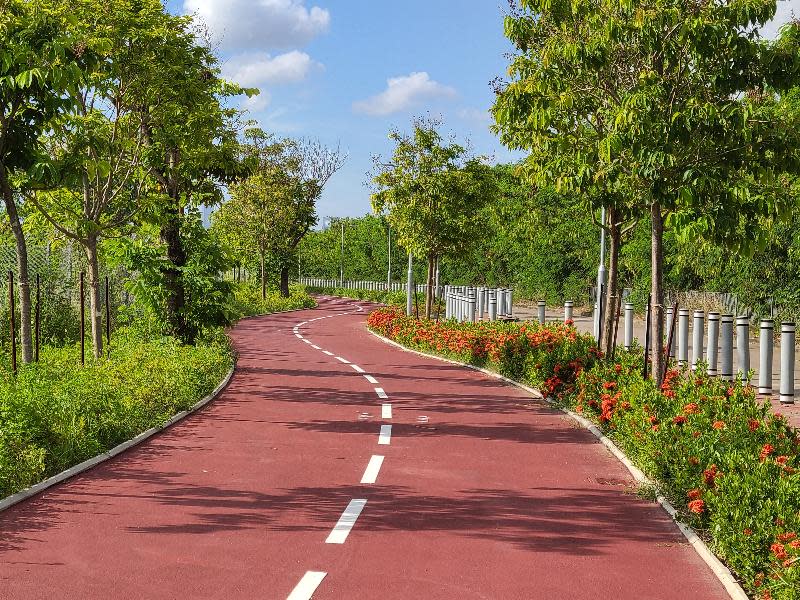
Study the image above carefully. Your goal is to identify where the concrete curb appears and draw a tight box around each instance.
[366,326,749,600]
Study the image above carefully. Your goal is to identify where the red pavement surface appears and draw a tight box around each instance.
[0,297,729,599]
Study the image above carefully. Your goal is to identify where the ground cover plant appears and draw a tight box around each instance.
[367,306,800,599]
[305,285,428,309]
[229,282,316,319]
[0,327,232,498]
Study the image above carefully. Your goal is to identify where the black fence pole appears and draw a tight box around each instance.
[9,271,16,375]
[643,293,652,380]
[661,301,679,386]
[35,274,40,362]
[105,276,111,356]
[80,271,85,367]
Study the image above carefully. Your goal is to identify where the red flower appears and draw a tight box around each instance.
[760,444,775,462]
[688,499,705,514]
[744,528,753,536]
[777,532,797,542]
[748,419,761,432]
[602,381,616,390]
[712,421,726,430]
[703,464,720,487]
[776,455,789,465]
[687,488,702,499]
[649,415,659,425]
[688,456,700,465]
[771,543,789,560]
[683,403,700,415]
[672,415,687,426]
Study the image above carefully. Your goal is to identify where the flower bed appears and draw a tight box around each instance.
[367,306,800,599]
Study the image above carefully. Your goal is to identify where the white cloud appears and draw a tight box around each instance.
[457,107,492,125]
[223,51,318,87]
[353,72,457,117]
[183,0,330,50]
[759,0,799,38]
[242,90,271,112]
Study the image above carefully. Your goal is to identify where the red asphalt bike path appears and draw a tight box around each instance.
[0,296,727,599]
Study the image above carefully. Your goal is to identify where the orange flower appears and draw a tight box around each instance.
[712,421,726,430]
[688,456,700,465]
[672,415,688,426]
[683,403,700,415]
[744,528,753,536]
[687,489,702,499]
[688,499,705,514]
[760,444,775,462]
[771,543,788,560]
[748,419,761,432]
[777,532,797,542]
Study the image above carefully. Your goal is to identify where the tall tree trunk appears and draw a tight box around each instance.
[650,200,665,381]
[0,170,32,363]
[260,251,266,300]
[160,208,192,343]
[602,215,621,357]
[425,253,434,319]
[84,235,103,358]
[279,266,290,298]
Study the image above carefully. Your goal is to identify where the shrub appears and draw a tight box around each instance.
[228,283,316,319]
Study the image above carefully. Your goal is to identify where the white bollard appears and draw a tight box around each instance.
[468,288,477,323]
[565,301,574,324]
[720,314,734,381]
[489,290,498,321]
[538,300,546,324]
[780,322,795,404]
[707,312,720,376]
[678,309,690,367]
[692,310,705,372]
[624,302,634,350]
[507,289,513,318]
[759,319,774,396]
[736,315,750,382]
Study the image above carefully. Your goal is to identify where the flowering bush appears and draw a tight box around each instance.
[572,352,800,599]
[369,306,800,599]
[367,306,597,403]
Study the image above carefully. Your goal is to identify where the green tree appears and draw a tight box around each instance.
[0,0,83,362]
[371,119,494,319]
[494,0,800,377]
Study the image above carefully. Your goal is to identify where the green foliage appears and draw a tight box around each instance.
[228,282,316,319]
[0,326,233,497]
[307,285,427,309]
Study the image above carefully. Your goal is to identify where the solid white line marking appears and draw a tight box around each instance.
[360,455,384,484]
[378,424,392,445]
[287,571,327,600]
[382,404,392,419]
[335,356,350,364]
[364,375,378,384]
[325,499,367,544]
[350,364,365,373]
[322,351,334,356]
[302,339,312,344]
[310,345,321,350]
[374,387,388,399]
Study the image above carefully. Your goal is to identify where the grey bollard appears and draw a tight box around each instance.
[707,312,720,376]
[497,288,506,317]
[692,310,705,372]
[489,290,498,321]
[507,289,513,318]
[720,314,734,381]
[538,300,546,324]
[759,319,774,395]
[444,286,451,319]
[678,309,690,367]
[477,287,485,320]
[565,301,574,324]
[468,288,477,323]
[780,322,795,404]
[624,302,634,350]
[666,307,674,357]
[736,316,750,382]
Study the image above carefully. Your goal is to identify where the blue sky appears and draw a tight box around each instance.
[166,0,517,218]
[168,0,800,220]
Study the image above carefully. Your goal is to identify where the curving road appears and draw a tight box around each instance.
[0,297,727,599]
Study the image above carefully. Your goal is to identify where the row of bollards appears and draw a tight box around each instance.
[445,286,513,322]
[623,303,796,404]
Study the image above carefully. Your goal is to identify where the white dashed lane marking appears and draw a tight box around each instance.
[335,356,350,364]
[322,351,334,356]
[350,364,365,373]
[364,375,378,385]
[326,499,367,544]
[286,571,327,600]
[374,387,388,399]
[382,404,392,419]
[360,455,384,484]
[378,425,392,445]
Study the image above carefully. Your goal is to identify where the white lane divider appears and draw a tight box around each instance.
[322,350,334,356]
[302,339,312,344]
[335,356,350,364]
[350,364,365,373]
[310,344,321,350]
[360,455,385,484]
[325,499,367,544]
[378,424,392,445]
[287,571,327,600]
[364,375,378,384]
[382,404,392,419]
[374,387,388,399]
[295,334,303,338]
